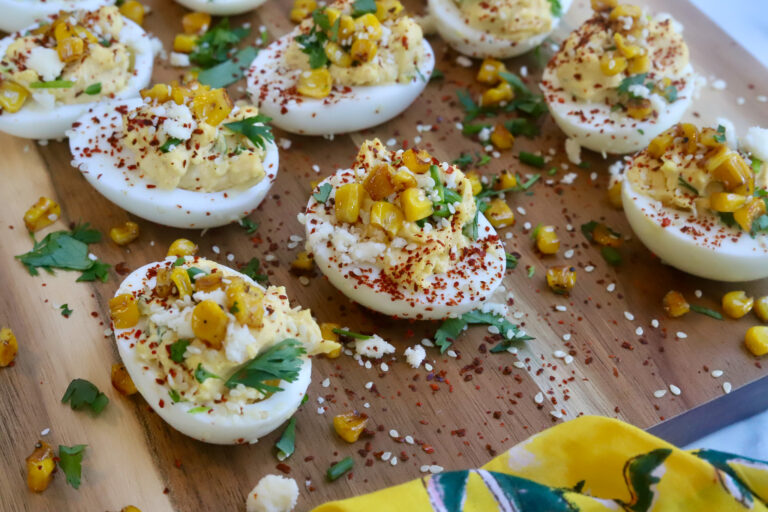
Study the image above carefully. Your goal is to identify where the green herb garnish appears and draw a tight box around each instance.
[690,305,723,320]
[30,80,74,89]
[225,338,306,393]
[547,0,562,16]
[186,267,206,281]
[169,339,191,363]
[677,176,699,196]
[189,18,250,68]
[434,309,532,353]
[240,217,259,234]
[751,157,764,173]
[224,115,274,150]
[276,417,297,460]
[430,69,444,81]
[58,445,86,489]
[351,0,377,16]
[313,183,333,203]
[601,246,622,266]
[519,151,545,168]
[61,379,109,415]
[160,138,183,153]
[187,406,211,414]
[240,257,268,283]
[714,124,727,143]
[84,82,101,95]
[194,364,220,383]
[197,46,259,88]
[327,456,354,481]
[331,328,371,340]
[60,304,73,317]
[168,389,182,403]
[505,252,518,269]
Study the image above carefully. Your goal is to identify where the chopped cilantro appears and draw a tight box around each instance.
[313,183,333,203]
[530,223,542,240]
[197,46,259,88]
[429,69,444,81]
[601,246,622,266]
[160,138,183,153]
[751,157,764,173]
[30,80,74,89]
[276,417,297,461]
[527,265,535,278]
[224,339,306,393]
[169,339,191,363]
[663,85,678,103]
[84,82,101,95]
[61,379,109,415]
[189,18,250,69]
[168,389,182,403]
[186,267,206,281]
[519,151,545,168]
[240,257,268,283]
[617,73,649,98]
[452,153,474,168]
[351,0,377,16]
[239,217,259,234]
[229,302,240,314]
[548,0,562,16]
[58,445,86,489]
[224,115,274,150]
[194,364,220,383]
[60,304,73,317]
[505,252,518,269]
[677,175,699,196]
[172,256,186,267]
[714,124,727,143]
[331,328,371,340]
[434,309,532,353]
[504,118,539,137]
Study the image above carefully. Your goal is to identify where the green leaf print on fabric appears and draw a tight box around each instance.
[426,471,469,512]
[692,449,768,507]
[620,448,672,512]
[481,470,579,511]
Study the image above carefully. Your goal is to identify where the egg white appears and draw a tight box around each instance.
[622,179,768,282]
[174,0,267,15]
[246,35,435,135]
[541,64,696,155]
[0,0,111,33]
[0,16,155,140]
[67,98,279,229]
[114,258,311,445]
[303,170,506,320]
[427,0,573,59]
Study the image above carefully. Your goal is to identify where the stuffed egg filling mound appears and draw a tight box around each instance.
[246,0,434,135]
[68,82,279,229]
[622,123,768,281]
[0,0,112,33]
[541,1,695,154]
[0,6,154,139]
[428,0,573,59]
[109,257,340,444]
[302,139,506,320]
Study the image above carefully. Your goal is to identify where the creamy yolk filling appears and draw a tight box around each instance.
[627,123,768,232]
[456,0,554,42]
[284,0,426,98]
[551,1,689,120]
[122,82,269,192]
[0,6,132,113]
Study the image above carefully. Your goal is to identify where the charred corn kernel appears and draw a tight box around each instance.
[338,14,356,39]
[182,69,199,84]
[723,291,754,319]
[546,266,576,294]
[192,87,232,126]
[614,33,640,58]
[182,11,211,34]
[23,196,60,232]
[536,225,560,254]
[745,326,768,356]
[626,100,652,120]
[194,272,223,292]
[662,290,689,318]
[335,183,365,223]
[170,267,193,298]
[53,21,72,43]
[363,164,395,200]
[56,36,84,63]
[0,80,28,113]
[600,54,627,76]
[755,297,768,323]
[705,145,731,172]
[319,322,342,358]
[485,199,515,228]
[324,41,352,67]
[608,181,623,209]
[609,4,642,20]
[710,192,746,213]
[109,221,139,246]
[109,294,139,329]
[191,300,228,348]
[111,363,137,395]
[391,169,418,191]
[627,54,650,74]
[290,0,317,22]
[476,58,506,85]
[647,131,674,158]
[170,83,193,105]
[154,268,173,298]
[173,33,197,53]
[140,83,171,103]
[290,6,311,22]
[370,201,404,238]
[225,277,264,327]
[167,238,198,257]
[466,171,483,195]
[734,197,766,232]
[481,81,513,106]
[0,327,17,367]
[121,507,142,512]
[375,0,403,20]
[700,127,722,148]
[400,187,433,222]
[496,170,517,190]
[291,251,314,272]
[592,223,622,247]
[26,442,55,492]
[297,68,332,98]
[333,411,368,443]
[119,0,145,25]
[355,13,383,41]
[490,123,515,149]
[678,123,699,154]
[712,152,752,192]
[591,0,617,10]
[401,148,432,174]
[350,38,377,63]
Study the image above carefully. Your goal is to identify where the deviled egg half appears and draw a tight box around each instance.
[302,139,506,319]
[541,1,696,154]
[246,0,435,135]
[428,0,573,59]
[622,123,768,281]
[0,0,111,33]
[0,6,155,140]
[174,0,267,16]
[109,257,340,444]
[68,82,279,229]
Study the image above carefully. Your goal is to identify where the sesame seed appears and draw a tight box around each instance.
[651,319,659,328]
[40,428,50,436]
[317,397,325,404]
[390,457,398,466]
[317,407,325,414]
[365,381,373,389]
[550,410,563,419]
[534,392,544,404]
[516,206,527,215]
[553,350,566,359]
[420,465,430,473]
[298,276,310,286]
[429,465,444,474]
[653,390,667,398]
[737,97,745,105]
[212,245,220,254]
[635,327,643,336]
[226,253,235,261]
[446,350,457,358]
[381,451,391,461]
[711,370,723,378]
[405,435,414,444]
[623,311,634,321]
[321,378,330,388]
[424,363,433,371]
[389,429,399,438]
[585,265,595,272]
[364,360,372,369]
[381,362,389,372]
[513,361,526,369]
[564,249,574,259]
[562,333,571,341]
[456,55,472,67]
[523,222,532,230]
[759,95,767,103]
[694,289,702,298]
[566,224,574,231]
[669,384,681,396]
[555,305,567,312]
[723,382,732,394]
[363,402,370,408]
[607,283,616,293]
[564,355,574,364]
[676,331,688,339]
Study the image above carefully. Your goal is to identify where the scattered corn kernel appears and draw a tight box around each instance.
[591,0,617,11]
[755,297,768,323]
[140,83,171,103]
[608,181,623,209]
[400,187,433,222]
[56,36,85,63]
[109,221,140,246]
[485,199,515,228]
[662,290,689,318]
[626,100,652,120]
[354,13,383,41]
[700,127,722,148]
[182,12,211,34]
[592,223,622,247]
[627,54,650,74]
[709,192,746,213]
[391,169,417,191]
[167,238,198,257]
[734,197,766,232]
[26,441,55,492]
[173,33,197,53]
[476,58,506,85]
[0,327,18,367]
[496,170,517,190]
[192,87,232,126]
[333,411,368,443]
[0,80,29,113]
[325,41,352,67]
[154,268,173,298]
[745,326,768,357]
[170,267,193,298]
[481,81,513,106]
[23,196,60,232]
[363,164,395,200]
[320,322,342,358]
[490,123,515,150]
[109,294,139,329]
[546,266,576,294]
[225,277,265,328]
[375,0,403,20]
[297,68,332,98]
[600,54,627,76]
[401,148,432,174]
[536,225,560,255]
[194,272,223,292]
[111,363,137,395]
[351,38,377,63]
[614,33,640,58]
[369,201,404,238]
[335,183,365,223]
[647,132,674,158]
[119,0,145,25]
[191,300,228,349]
[678,123,699,154]
[291,251,314,272]
[722,291,754,319]
[609,4,642,20]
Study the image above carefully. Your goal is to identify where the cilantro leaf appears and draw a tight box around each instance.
[84,82,101,95]
[547,0,562,16]
[663,85,678,103]
[601,246,622,266]
[505,252,518,269]
[58,444,86,489]
[296,27,329,69]
[168,389,183,403]
[169,339,191,363]
[224,115,274,150]
[240,257,268,283]
[76,261,110,282]
[434,309,533,353]
[160,138,183,153]
[17,224,110,282]
[197,46,259,88]
[276,417,297,460]
[187,406,211,414]
[519,151,545,168]
[225,339,306,393]
[714,124,727,143]
[617,73,648,97]
[70,223,102,244]
[313,183,333,203]
[430,69,444,81]
[194,364,220,383]
[751,157,764,173]
[677,175,699,196]
[452,153,474,168]
[240,217,259,234]
[61,379,109,415]
[351,0,377,16]
[60,304,73,317]
[189,18,250,69]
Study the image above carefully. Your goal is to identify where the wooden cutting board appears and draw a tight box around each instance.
[1,0,767,510]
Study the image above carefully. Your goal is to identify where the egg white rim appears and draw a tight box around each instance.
[114,257,311,445]
[0,16,155,140]
[67,98,279,229]
[174,0,268,16]
[304,171,506,320]
[0,0,111,33]
[541,63,696,155]
[427,0,573,58]
[246,35,435,135]
[622,178,768,282]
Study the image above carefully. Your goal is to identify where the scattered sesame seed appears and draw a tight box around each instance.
[550,410,563,419]
[365,381,373,389]
[405,435,414,444]
[566,224,574,231]
[555,305,567,312]
[653,390,667,398]
[363,402,370,408]
[711,370,724,378]
[264,254,276,262]
[420,465,430,473]
[585,265,595,272]
[607,283,616,293]
[298,276,310,286]
[516,206,526,215]
[564,249,574,259]
[381,451,391,461]
[513,361,526,369]
[758,95,767,103]
[40,428,50,436]
[534,392,544,404]
[651,319,659,328]
[669,384,681,396]
[694,289,702,298]
[424,363,433,371]
[553,350,566,359]
[523,222,532,230]
[390,457,398,466]
[386,138,397,146]
[389,429,399,438]
[635,327,643,336]
[317,397,325,404]
[723,382,732,394]
[429,465,444,474]
[317,407,325,414]
[564,355,574,364]
[676,331,688,339]
[711,79,727,90]
[212,245,220,254]
[321,378,330,388]
[623,311,634,321]
[737,97,745,105]
[456,55,472,67]
[446,350,457,358]
[226,253,235,261]
[381,362,389,372]
[562,333,571,341]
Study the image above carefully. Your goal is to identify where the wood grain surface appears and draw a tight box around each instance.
[1,0,768,510]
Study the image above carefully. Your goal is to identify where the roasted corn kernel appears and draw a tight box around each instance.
[56,36,84,63]
[355,13,383,41]
[109,294,139,329]
[465,171,483,195]
[536,225,560,255]
[626,100,652,120]
[608,181,623,209]
[333,411,368,443]
[191,300,228,348]
[712,152,753,193]
[496,170,517,190]
[26,441,55,492]
[167,238,198,257]
[709,192,746,213]
[173,33,197,53]
[111,363,137,395]
[678,123,699,154]
[325,41,352,67]
[609,4,642,20]
[109,221,139,246]
[375,0,403,20]
[600,54,627,76]
[490,123,515,150]
[485,199,515,228]
[119,0,145,25]
[291,251,314,272]
[194,272,224,292]
[627,54,650,74]
[722,291,754,319]
[370,201,404,238]
[320,322,342,358]
[391,169,418,191]
[591,0,617,11]
[225,277,265,328]
[745,326,768,357]
[662,290,689,318]
[0,327,17,367]
[297,68,332,98]
[647,131,674,158]
[351,38,377,63]
[734,197,766,232]
[401,148,432,174]
[0,80,29,113]
[592,223,622,247]
[24,196,60,232]
[335,183,365,223]
[363,164,395,200]
[476,58,506,85]
[546,266,576,294]
[192,87,232,126]
[614,33,640,58]
[481,81,513,106]
[182,11,211,34]
[700,127,722,148]
[140,83,171,103]
[755,297,768,323]
[400,187,433,222]
[170,267,193,298]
